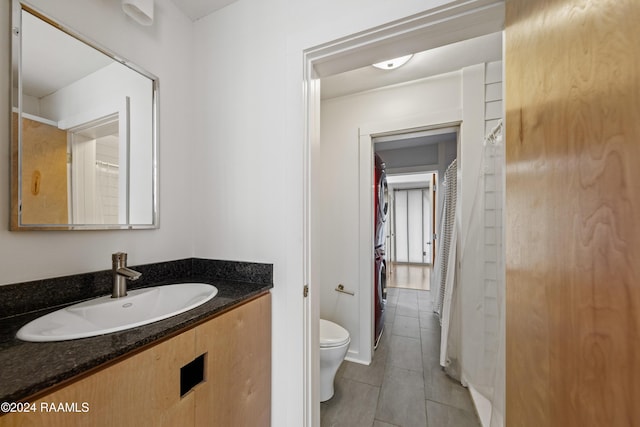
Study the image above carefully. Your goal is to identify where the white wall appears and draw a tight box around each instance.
[190,1,468,425]
[0,0,195,283]
[319,71,462,362]
[464,59,504,427]
[480,60,503,389]
[458,62,501,390]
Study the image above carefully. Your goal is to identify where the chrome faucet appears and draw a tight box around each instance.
[112,252,142,298]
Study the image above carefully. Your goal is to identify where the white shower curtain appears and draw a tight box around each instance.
[433,122,505,427]
[432,159,460,376]
[433,159,457,317]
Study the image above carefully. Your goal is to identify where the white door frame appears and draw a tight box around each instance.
[301,1,504,425]
[358,114,462,363]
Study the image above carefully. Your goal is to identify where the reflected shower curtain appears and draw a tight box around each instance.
[94,161,119,224]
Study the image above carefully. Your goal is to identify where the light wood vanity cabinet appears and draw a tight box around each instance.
[195,294,271,426]
[0,293,271,427]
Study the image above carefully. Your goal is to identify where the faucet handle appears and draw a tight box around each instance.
[112,252,128,267]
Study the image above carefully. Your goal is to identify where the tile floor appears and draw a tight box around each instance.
[320,287,481,427]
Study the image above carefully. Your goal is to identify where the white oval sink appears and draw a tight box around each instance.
[17,283,218,342]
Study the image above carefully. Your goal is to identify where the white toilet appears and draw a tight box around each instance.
[320,319,351,402]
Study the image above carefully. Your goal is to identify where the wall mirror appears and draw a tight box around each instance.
[10,1,158,230]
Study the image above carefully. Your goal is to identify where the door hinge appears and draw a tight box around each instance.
[303,284,309,298]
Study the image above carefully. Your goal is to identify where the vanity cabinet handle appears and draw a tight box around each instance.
[180,353,206,397]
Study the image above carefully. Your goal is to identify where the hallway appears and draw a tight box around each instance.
[387,263,431,291]
[320,287,480,426]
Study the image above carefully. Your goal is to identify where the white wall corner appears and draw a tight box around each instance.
[458,62,486,385]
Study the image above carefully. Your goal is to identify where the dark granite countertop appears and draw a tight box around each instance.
[0,258,273,402]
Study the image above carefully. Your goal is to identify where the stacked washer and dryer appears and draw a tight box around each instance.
[374,153,388,348]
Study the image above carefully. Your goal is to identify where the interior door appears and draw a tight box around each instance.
[506,0,640,425]
[14,115,68,225]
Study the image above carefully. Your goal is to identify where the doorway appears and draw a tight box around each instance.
[388,184,435,292]
[392,186,433,264]
[69,114,122,224]
[303,2,505,425]
[374,125,456,294]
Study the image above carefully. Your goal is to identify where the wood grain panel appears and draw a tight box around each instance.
[10,114,19,230]
[195,294,271,427]
[0,329,196,427]
[506,0,640,426]
[11,115,69,226]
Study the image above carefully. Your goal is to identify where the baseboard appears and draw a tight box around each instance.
[344,350,370,366]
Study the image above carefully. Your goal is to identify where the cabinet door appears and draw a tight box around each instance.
[0,329,196,427]
[195,293,271,427]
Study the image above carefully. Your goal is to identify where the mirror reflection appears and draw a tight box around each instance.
[11,2,158,229]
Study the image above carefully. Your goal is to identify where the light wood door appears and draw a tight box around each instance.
[12,115,69,226]
[506,0,640,425]
[0,329,196,427]
[195,293,271,427]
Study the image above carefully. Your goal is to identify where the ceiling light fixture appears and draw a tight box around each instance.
[372,54,413,70]
[122,0,154,26]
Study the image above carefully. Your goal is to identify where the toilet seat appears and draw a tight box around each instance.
[320,319,350,348]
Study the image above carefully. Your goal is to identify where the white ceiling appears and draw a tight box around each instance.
[386,173,433,190]
[171,0,239,21]
[374,127,458,151]
[19,0,240,99]
[321,31,502,100]
[21,11,113,99]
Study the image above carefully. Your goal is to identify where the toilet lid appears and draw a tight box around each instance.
[320,319,350,348]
